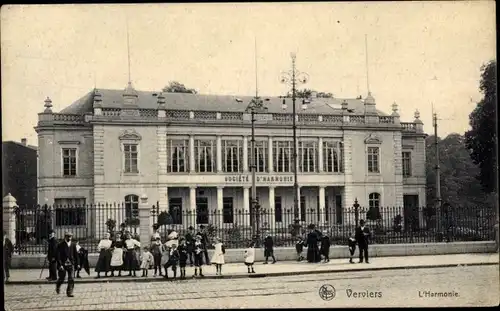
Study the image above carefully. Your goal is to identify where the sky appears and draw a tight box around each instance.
[1,2,496,146]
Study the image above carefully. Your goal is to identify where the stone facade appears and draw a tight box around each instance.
[35,87,427,237]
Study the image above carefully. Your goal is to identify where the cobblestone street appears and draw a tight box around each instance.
[4,265,498,309]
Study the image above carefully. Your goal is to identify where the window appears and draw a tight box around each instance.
[335,195,342,224]
[169,198,183,225]
[54,198,86,226]
[274,196,282,222]
[196,197,209,224]
[402,151,412,177]
[195,140,215,173]
[125,195,139,219]
[123,144,139,173]
[323,141,343,173]
[167,139,189,173]
[223,197,234,223]
[273,141,293,172]
[299,141,317,172]
[300,196,306,221]
[62,148,77,176]
[222,140,242,173]
[248,140,268,172]
[369,193,380,209]
[367,147,380,173]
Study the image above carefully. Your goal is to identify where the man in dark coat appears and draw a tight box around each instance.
[197,225,210,265]
[355,219,371,263]
[319,232,331,263]
[4,231,14,283]
[263,235,276,264]
[306,224,321,263]
[46,230,58,281]
[184,226,195,266]
[55,232,80,297]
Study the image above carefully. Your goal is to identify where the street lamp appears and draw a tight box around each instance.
[236,96,269,247]
[279,53,309,220]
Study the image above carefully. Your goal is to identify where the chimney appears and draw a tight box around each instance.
[21,138,27,146]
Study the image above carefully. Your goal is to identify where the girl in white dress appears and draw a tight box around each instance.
[110,234,124,277]
[139,246,154,277]
[244,241,256,274]
[211,237,225,275]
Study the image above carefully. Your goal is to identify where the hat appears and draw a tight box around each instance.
[64,231,73,237]
[195,235,202,240]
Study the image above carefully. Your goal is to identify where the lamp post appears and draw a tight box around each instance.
[280,53,309,220]
[236,96,269,247]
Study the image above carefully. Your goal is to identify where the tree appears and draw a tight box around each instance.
[465,60,497,193]
[284,89,333,98]
[162,81,198,94]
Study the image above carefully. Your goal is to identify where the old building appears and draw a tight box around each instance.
[2,139,38,208]
[35,82,426,236]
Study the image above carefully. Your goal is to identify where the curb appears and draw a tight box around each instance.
[5,262,498,285]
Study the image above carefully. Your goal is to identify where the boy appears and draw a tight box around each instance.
[348,234,356,264]
[140,246,154,277]
[193,235,205,277]
[164,243,179,279]
[150,237,163,277]
[320,232,331,263]
[263,235,276,264]
[177,238,188,279]
[295,237,305,261]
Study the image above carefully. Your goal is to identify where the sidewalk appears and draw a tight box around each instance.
[5,253,498,285]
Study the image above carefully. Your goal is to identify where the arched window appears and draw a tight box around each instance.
[125,195,139,219]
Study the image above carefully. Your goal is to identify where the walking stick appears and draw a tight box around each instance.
[39,256,47,279]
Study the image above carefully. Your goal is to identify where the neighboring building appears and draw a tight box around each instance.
[2,139,38,207]
[35,82,427,237]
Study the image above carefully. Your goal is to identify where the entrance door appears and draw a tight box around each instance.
[403,195,419,231]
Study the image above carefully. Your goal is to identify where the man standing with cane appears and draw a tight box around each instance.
[55,232,79,298]
[355,219,371,264]
[45,230,58,281]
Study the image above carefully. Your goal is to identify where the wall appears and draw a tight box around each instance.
[2,142,37,207]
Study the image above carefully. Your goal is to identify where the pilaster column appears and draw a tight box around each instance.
[318,137,323,173]
[189,136,195,173]
[342,133,354,224]
[158,187,168,211]
[268,136,273,172]
[243,186,251,228]
[138,194,151,246]
[243,136,249,172]
[3,194,17,247]
[216,187,224,228]
[268,187,276,231]
[318,186,326,225]
[217,136,222,173]
[189,187,197,228]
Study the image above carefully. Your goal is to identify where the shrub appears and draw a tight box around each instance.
[393,215,403,233]
[366,207,381,221]
[227,225,242,242]
[106,219,116,234]
[157,211,172,227]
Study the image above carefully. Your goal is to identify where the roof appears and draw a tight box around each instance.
[2,141,38,151]
[59,88,389,116]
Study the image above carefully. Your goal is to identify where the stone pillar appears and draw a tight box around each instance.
[243,186,251,228]
[268,136,273,173]
[268,187,276,231]
[318,187,326,225]
[216,136,222,173]
[189,187,197,228]
[318,137,323,173]
[189,135,195,173]
[216,187,224,229]
[342,133,354,224]
[158,187,168,212]
[138,194,151,247]
[393,132,404,211]
[243,136,248,172]
[3,194,17,247]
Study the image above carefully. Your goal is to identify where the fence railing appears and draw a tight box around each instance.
[10,203,496,254]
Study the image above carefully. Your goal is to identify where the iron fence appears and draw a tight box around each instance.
[10,202,496,254]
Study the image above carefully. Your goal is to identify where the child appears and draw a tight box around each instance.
[140,246,154,277]
[244,241,256,274]
[320,231,331,263]
[193,235,205,277]
[295,237,305,261]
[177,238,188,279]
[211,237,225,275]
[164,244,179,279]
[263,235,276,264]
[150,237,163,277]
[348,235,357,264]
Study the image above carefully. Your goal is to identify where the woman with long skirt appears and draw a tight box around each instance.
[123,233,141,277]
[110,233,124,277]
[306,225,321,263]
[95,232,113,278]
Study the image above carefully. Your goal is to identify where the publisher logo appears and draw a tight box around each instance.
[319,284,336,301]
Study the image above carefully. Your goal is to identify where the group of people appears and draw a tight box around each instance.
[293,220,372,264]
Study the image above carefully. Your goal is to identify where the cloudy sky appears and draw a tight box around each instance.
[1,2,496,146]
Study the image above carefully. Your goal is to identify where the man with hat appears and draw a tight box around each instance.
[354,219,371,263]
[46,229,58,281]
[55,231,80,297]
